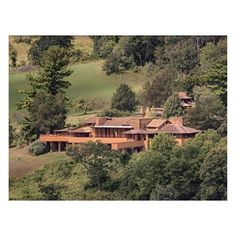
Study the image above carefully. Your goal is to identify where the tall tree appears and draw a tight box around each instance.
[29,90,67,135]
[18,46,72,111]
[111,84,138,112]
[29,36,74,65]
[140,67,176,107]
[17,46,73,142]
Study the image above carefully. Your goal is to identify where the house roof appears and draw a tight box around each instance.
[68,126,92,133]
[102,117,134,126]
[178,92,192,100]
[159,124,200,134]
[146,119,168,128]
[84,117,97,124]
[123,129,158,135]
[168,117,183,126]
[54,127,75,132]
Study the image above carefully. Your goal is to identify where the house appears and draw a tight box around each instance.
[39,116,200,152]
[178,92,195,108]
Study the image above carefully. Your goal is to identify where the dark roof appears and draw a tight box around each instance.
[159,124,200,134]
[123,129,158,135]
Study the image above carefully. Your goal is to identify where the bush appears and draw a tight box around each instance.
[28,140,49,156]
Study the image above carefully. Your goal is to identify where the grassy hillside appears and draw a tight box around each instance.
[9,146,70,179]
[9,60,146,116]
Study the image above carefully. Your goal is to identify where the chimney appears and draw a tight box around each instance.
[96,117,107,126]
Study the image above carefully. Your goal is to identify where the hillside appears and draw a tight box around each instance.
[9,60,145,117]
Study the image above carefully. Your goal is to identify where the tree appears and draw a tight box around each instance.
[17,46,73,142]
[9,48,17,67]
[140,67,176,107]
[117,151,169,200]
[103,50,121,75]
[150,133,176,154]
[29,36,74,65]
[38,46,72,95]
[150,184,180,200]
[165,38,199,75]
[18,46,72,111]
[111,84,138,112]
[66,141,129,190]
[184,86,226,130]
[91,36,119,59]
[197,138,227,200]
[163,92,185,118]
[29,90,67,135]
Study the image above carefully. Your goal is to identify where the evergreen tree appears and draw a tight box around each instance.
[17,46,73,142]
[111,84,138,112]
[29,36,74,65]
[29,90,67,135]
[18,46,72,111]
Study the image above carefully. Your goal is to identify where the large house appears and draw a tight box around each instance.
[40,116,200,152]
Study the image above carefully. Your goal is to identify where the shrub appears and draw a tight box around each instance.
[28,140,49,156]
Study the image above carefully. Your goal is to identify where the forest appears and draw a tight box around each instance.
[9,36,227,200]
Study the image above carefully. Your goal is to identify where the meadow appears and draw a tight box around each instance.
[9,60,145,117]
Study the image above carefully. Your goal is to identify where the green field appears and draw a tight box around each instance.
[9,60,145,116]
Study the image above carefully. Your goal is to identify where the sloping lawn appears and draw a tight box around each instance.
[9,60,145,116]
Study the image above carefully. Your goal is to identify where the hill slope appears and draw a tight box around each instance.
[9,60,145,116]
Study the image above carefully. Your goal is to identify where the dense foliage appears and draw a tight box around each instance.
[10,131,227,200]
[29,36,74,65]
[184,86,226,130]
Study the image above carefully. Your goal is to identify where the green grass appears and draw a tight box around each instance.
[9,60,146,117]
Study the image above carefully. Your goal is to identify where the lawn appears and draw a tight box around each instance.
[9,146,70,179]
[9,60,145,117]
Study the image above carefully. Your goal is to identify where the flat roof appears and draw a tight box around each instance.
[123,129,158,135]
[94,125,133,129]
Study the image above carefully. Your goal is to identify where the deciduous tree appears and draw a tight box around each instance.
[184,86,226,130]
[163,92,185,118]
